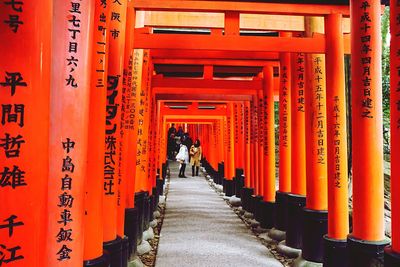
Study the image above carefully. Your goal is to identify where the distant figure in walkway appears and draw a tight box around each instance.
[176,126,184,137]
[190,139,202,177]
[168,123,176,137]
[167,133,176,160]
[176,138,189,178]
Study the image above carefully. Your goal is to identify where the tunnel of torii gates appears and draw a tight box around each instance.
[2,0,400,267]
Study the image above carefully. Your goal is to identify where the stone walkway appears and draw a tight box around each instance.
[155,161,283,267]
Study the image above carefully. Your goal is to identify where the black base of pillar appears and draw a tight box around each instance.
[274,191,289,231]
[384,247,400,267]
[347,235,389,267]
[149,194,155,221]
[223,178,235,197]
[286,194,306,249]
[253,195,264,221]
[259,200,275,229]
[83,252,110,267]
[302,208,328,263]
[241,187,254,211]
[134,191,146,245]
[234,168,244,197]
[144,192,150,230]
[156,178,164,196]
[323,235,348,267]
[124,208,138,257]
[121,237,129,267]
[103,237,124,267]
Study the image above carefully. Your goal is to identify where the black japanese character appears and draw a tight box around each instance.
[56,244,72,261]
[0,72,27,96]
[62,156,75,173]
[58,192,74,208]
[58,209,73,226]
[66,74,78,88]
[61,175,72,191]
[0,215,23,237]
[56,228,73,242]
[1,104,24,127]
[4,0,23,12]
[4,14,23,33]
[0,165,27,189]
[62,138,75,153]
[0,244,24,264]
[0,133,25,158]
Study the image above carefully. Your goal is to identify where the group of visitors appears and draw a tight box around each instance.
[167,124,202,178]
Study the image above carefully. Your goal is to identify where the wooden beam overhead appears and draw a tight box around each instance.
[133,1,350,16]
[144,11,351,33]
[152,58,279,67]
[151,49,280,60]
[156,93,253,101]
[152,77,263,91]
[134,33,327,53]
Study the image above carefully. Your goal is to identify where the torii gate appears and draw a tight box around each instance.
[1,1,399,267]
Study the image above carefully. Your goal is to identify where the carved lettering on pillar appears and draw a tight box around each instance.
[359,0,374,119]
[313,56,326,165]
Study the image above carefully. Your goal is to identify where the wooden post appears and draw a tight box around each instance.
[276,38,292,231]
[286,50,307,249]
[83,0,110,265]
[323,13,350,267]
[385,2,400,264]
[47,0,94,265]
[0,1,51,266]
[303,16,328,263]
[349,0,390,266]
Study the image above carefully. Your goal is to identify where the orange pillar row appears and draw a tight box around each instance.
[323,13,350,266]
[238,103,245,170]
[386,1,400,264]
[349,0,390,265]
[46,0,94,266]
[0,1,51,266]
[103,0,128,262]
[83,0,109,265]
[302,16,328,263]
[285,51,307,249]
[276,47,292,231]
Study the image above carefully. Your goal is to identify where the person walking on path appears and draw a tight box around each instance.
[190,139,202,177]
[176,140,189,178]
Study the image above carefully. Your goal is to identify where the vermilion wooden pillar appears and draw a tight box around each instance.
[323,14,350,267]
[257,90,265,198]
[386,2,400,264]
[83,0,109,266]
[223,103,236,196]
[385,1,400,267]
[303,16,328,263]
[47,0,94,265]
[249,101,256,190]
[286,51,307,249]
[103,0,128,265]
[244,101,252,188]
[349,0,389,265]
[0,1,51,266]
[276,43,292,232]
[257,66,276,229]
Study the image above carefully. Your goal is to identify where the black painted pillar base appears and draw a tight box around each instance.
[347,235,389,267]
[286,194,306,249]
[134,191,146,245]
[234,168,244,197]
[144,192,150,230]
[384,247,400,267]
[253,195,264,221]
[121,237,129,267]
[302,208,328,263]
[274,191,289,231]
[152,186,159,210]
[259,200,275,229]
[241,187,254,211]
[103,237,124,267]
[156,178,163,197]
[83,252,110,267]
[323,235,348,267]
[223,178,235,197]
[124,208,138,257]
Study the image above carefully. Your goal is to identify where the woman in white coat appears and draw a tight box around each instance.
[176,142,189,178]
